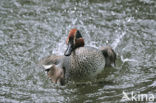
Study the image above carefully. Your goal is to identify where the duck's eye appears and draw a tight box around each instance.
[76,30,82,39]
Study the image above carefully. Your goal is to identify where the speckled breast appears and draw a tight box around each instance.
[64,46,105,81]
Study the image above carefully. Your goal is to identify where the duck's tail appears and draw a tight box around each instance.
[100,46,116,67]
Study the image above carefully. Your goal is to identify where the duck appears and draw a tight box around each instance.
[39,28,116,85]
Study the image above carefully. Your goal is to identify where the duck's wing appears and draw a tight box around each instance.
[39,55,64,65]
[99,46,116,66]
[39,55,64,71]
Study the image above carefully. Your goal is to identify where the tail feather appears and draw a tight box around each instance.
[100,46,116,67]
[42,64,53,71]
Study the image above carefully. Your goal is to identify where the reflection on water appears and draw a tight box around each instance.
[0,0,155,102]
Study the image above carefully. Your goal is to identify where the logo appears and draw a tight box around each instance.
[121,91,155,102]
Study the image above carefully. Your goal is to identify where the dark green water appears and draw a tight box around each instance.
[0,0,155,102]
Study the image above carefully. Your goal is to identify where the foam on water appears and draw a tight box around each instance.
[150,81,156,87]
[121,55,137,63]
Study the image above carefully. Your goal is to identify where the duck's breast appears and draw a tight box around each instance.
[64,46,105,81]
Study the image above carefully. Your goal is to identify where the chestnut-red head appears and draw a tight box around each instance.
[64,29,84,56]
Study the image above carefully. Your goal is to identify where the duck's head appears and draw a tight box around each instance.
[64,28,85,56]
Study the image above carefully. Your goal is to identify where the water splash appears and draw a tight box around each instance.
[149,81,156,87]
[111,31,126,50]
[52,37,66,55]
[121,55,137,63]
[87,41,99,49]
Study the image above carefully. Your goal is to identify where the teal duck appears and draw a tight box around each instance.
[39,29,116,85]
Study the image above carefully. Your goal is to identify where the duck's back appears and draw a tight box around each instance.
[63,46,105,81]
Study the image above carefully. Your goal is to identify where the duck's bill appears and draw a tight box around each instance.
[64,43,73,56]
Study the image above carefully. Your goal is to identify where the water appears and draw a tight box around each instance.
[0,0,155,102]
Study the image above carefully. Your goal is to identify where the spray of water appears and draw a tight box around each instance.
[111,31,126,50]
[52,37,66,55]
